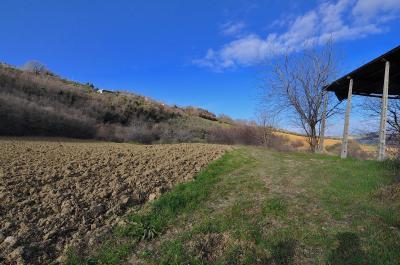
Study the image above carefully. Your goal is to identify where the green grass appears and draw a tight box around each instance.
[66,150,248,265]
[66,147,400,265]
[262,197,287,217]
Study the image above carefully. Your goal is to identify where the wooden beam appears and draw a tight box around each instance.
[352,93,400,99]
[341,78,353,159]
[318,91,328,153]
[378,61,390,161]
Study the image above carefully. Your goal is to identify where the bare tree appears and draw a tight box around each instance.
[263,42,341,152]
[362,97,400,143]
[21,60,50,75]
[255,107,277,146]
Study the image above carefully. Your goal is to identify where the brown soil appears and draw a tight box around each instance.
[0,138,229,264]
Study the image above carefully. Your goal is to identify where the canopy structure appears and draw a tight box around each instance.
[326,45,400,100]
[322,45,400,161]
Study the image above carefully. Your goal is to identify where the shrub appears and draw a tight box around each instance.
[291,139,304,149]
[0,93,96,138]
[207,126,260,145]
[184,107,218,121]
[207,125,293,152]
[0,65,183,140]
[268,134,293,152]
[217,114,235,124]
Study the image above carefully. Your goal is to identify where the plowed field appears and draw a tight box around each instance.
[0,138,229,264]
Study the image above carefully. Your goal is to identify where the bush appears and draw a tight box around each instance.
[268,135,293,152]
[0,65,183,140]
[217,114,235,124]
[291,139,304,149]
[184,107,217,121]
[207,125,293,152]
[207,126,260,145]
[0,93,96,138]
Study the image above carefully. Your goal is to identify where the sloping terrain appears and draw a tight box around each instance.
[69,147,399,265]
[0,63,227,142]
[0,138,229,264]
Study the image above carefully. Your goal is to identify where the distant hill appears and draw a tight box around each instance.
[0,62,230,142]
[352,133,379,145]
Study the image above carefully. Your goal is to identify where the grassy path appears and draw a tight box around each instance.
[68,147,400,265]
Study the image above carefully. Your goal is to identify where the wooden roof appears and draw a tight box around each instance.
[326,45,400,100]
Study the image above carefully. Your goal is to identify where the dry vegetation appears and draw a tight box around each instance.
[0,63,228,142]
[276,131,376,159]
[325,140,376,160]
[0,138,229,264]
[207,125,294,151]
[275,131,341,151]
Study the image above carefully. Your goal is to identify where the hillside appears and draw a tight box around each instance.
[0,63,229,142]
[0,62,374,158]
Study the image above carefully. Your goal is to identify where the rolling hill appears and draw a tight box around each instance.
[0,62,230,142]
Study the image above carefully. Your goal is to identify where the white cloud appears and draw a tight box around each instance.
[220,21,246,36]
[269,17,291,29]
[319,0,350,32]
[194,0,400,71]
[353,0,400,21]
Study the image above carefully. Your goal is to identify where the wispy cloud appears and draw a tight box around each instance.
[352,0,400,21]
[220,21,246,36]
[194,0,400,71]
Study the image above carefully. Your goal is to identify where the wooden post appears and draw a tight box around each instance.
[378,60,390,161]
[341,78,353,159]
[318,91,328,153]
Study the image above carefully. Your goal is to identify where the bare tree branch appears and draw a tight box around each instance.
[261,40,341,152]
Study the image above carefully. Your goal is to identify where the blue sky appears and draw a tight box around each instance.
[1,0,400,135]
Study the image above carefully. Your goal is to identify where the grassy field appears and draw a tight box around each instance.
[68,147,400,265]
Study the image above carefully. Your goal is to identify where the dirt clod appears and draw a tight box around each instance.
[3,236,17,247]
